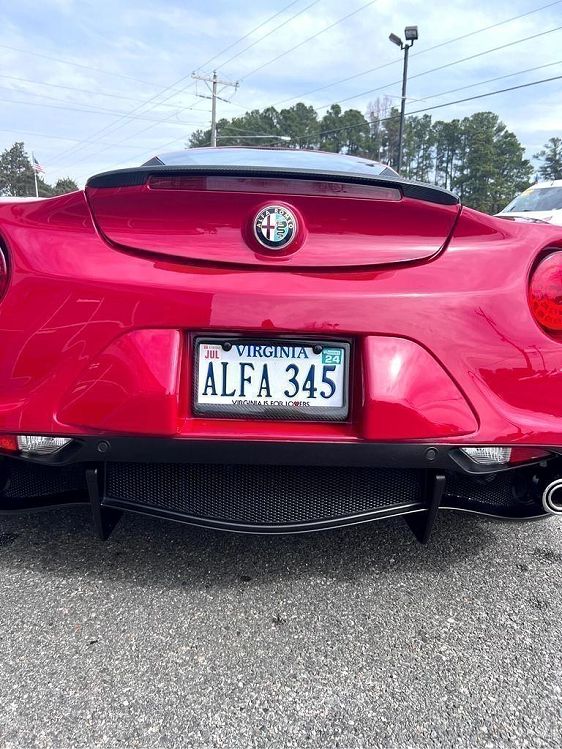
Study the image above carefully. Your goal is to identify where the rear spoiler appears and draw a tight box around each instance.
[86,165,459,207]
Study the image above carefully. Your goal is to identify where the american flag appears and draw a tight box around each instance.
[31,153,45,174]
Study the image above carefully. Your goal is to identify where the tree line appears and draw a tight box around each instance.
[189,97,562,215]
[0,142,78,197]
[3,104,560,214]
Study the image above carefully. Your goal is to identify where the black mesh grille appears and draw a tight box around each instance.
[3,462,87,498]
[105,463,425,526]
[446,473,516,508]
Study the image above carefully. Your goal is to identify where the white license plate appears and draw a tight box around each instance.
[194,339,349,420]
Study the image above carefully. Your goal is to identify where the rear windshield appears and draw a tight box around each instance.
[504,187,562,212]
[148,148,398,178]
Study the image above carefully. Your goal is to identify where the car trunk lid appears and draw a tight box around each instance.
[85,167,460,269]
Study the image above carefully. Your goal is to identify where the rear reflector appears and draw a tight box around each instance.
[509,447,551,464]
[529,252,562,332]
[147,175,402,201]
[0,436,18,453]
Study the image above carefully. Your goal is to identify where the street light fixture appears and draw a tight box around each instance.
[404,26,418,41]
[388,25,419,173]
[216,135,291,143]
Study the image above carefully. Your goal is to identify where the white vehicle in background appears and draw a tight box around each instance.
[496,180,562,225]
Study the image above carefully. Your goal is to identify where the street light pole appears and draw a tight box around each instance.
[389,26,418,173]
[397,43,410,174]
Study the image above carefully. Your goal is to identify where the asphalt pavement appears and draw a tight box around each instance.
[0,507,560,748]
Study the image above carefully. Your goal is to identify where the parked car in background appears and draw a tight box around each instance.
[496,180,562,225]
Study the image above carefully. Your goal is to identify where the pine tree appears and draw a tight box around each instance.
[0,143,77,197]
[0,142,36,196]
[183,103,542,214]
[52,178,79,195]
[319,104,370,155]
[534,137,562,180]
[277,103,319,149]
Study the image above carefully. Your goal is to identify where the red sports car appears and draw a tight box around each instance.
[1,147,562,543]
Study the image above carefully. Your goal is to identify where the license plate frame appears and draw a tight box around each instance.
[193,336,351,421]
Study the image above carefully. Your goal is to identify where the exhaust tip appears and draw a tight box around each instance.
[542,479,562,515]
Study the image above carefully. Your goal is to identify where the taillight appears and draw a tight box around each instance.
[529,251,562,333]
[0,245,7,301]
[0,434,72,455]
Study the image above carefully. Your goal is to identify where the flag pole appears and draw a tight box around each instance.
[31,151,39,198]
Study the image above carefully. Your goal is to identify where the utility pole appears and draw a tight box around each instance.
[388,26,419,174]
[210,71,218,147]
[191,70,239,147]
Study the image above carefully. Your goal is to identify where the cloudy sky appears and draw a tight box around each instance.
[1,0,561,186]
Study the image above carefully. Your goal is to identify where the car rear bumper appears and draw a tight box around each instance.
[1,438,559,541]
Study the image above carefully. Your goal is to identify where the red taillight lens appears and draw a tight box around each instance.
[529,252,562,332]
[0,435,18,453]
[509,447,551,464]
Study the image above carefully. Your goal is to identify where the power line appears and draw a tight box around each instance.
[213,0,322,72]
[316,24,562,110]
[315,74,562,139]
[129,0,323,158]
[212,60,562,132]
[45,1,323,167]
[45,84,198,167]
[0,128,155,149]
[194,0,304,72]
[0,78,205,120]
[237,0,379,81]
[267,0,562,107]
[0,95,206,125]
[402,59,562,106]
[0,73,190,109]
[399,74,562,118]
[52,101,212,171]
[49,88,216,173]
[0,42,162,87]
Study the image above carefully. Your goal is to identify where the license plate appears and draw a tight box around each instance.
[194,338,349,420]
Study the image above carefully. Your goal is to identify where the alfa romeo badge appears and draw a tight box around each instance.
[253,205,297,250]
